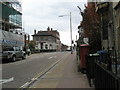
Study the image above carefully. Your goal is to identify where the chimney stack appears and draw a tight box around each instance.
[51,28,53,31]
[34,29,36,34]
[28,35,30,42]
[47,27,50,31]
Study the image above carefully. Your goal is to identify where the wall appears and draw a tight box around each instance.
[33,35,57,50]
[113,2,120,60]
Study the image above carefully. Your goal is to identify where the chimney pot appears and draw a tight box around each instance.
[28,35,30,42]
[34,29,36,34]
[47,27,50,31]
[51,28,53,31]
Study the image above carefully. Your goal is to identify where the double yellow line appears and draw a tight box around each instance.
[18,52,69,90]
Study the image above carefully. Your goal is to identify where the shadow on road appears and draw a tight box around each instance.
[1,58,23,64]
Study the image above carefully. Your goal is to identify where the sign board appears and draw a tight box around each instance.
[83,38,89,44]
[0,29,24,47]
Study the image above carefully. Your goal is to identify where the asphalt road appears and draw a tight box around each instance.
[1,51,71,88]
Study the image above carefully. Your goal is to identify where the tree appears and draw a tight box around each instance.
[28,40,36,52]
[78,2,101,52]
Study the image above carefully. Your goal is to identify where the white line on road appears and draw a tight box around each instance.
[0,77,14,84]
[48,57,53,59]
[19,82,29,88]
[48,56,57,59]
[19,52,69,89]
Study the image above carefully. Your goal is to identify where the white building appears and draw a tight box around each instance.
[32,27,61,52]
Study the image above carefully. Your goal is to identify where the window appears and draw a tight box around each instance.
[3,47,14,51]
[45,44,48,49]
[116,8,120,28]
[102,20,108,39]
[15,47,20,51]
[118,8,120,27]
[40,37,43,41]
[45,37,48,41]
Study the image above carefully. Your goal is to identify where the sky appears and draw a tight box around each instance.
[21,0,87,46]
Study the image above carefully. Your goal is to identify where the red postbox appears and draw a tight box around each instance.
[79,44,90,73]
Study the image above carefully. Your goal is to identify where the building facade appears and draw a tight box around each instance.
[0,1,26,50]
[32,27,61,52]
[96,2,120,75]
[1,1,22,31]
[96,2,112,50]
[61,44,68,51]
[113,2,120,61]
[96,2,120,55]
[0,1,30,51]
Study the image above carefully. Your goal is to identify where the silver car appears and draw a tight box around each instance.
[2,47,26,62]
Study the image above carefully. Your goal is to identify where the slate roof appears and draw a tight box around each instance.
[32,31,51,36]
[32,30,60,40]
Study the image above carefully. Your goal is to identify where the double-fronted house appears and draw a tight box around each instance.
[32,27,61,52]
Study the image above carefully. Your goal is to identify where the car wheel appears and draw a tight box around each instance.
[12,55,16,62]
[22,54,26,59]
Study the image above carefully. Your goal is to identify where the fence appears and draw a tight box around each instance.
[86,52,120,89]
[86,53,99,87]
[95,62,120,89]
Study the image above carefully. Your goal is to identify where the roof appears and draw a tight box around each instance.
[32,31,60,40]
[32,31,51,36]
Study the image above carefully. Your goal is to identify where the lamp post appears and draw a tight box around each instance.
[59,12,73,54]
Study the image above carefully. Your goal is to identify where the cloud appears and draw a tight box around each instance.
[22,0,86,45]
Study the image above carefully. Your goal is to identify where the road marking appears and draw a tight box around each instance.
[19,82,30,88]
[0,77,14,84]
[19,52,70,89]
[48,57,53,59]
[48,56,57,59]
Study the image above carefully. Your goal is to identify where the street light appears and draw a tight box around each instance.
[59,12,73,54]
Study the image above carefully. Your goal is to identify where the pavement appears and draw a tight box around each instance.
[29,52,92,88]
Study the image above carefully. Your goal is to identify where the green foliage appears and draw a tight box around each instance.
[80,3,102,52]
[28,40,36,51]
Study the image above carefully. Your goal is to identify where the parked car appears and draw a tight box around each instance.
[26,48,31,56]
[2,47,26,62]
[0,51,2,60]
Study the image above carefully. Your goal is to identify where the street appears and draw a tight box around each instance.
[0,1,120,89]
[1,51,71,88]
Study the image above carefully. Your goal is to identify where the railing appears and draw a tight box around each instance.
[86,54,99,87]
[86,53,120,89]
[94,62,120,89]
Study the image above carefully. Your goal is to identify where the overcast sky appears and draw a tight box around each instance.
[21,0,87,46]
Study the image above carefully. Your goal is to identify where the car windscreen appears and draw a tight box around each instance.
[3,47,14,51]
